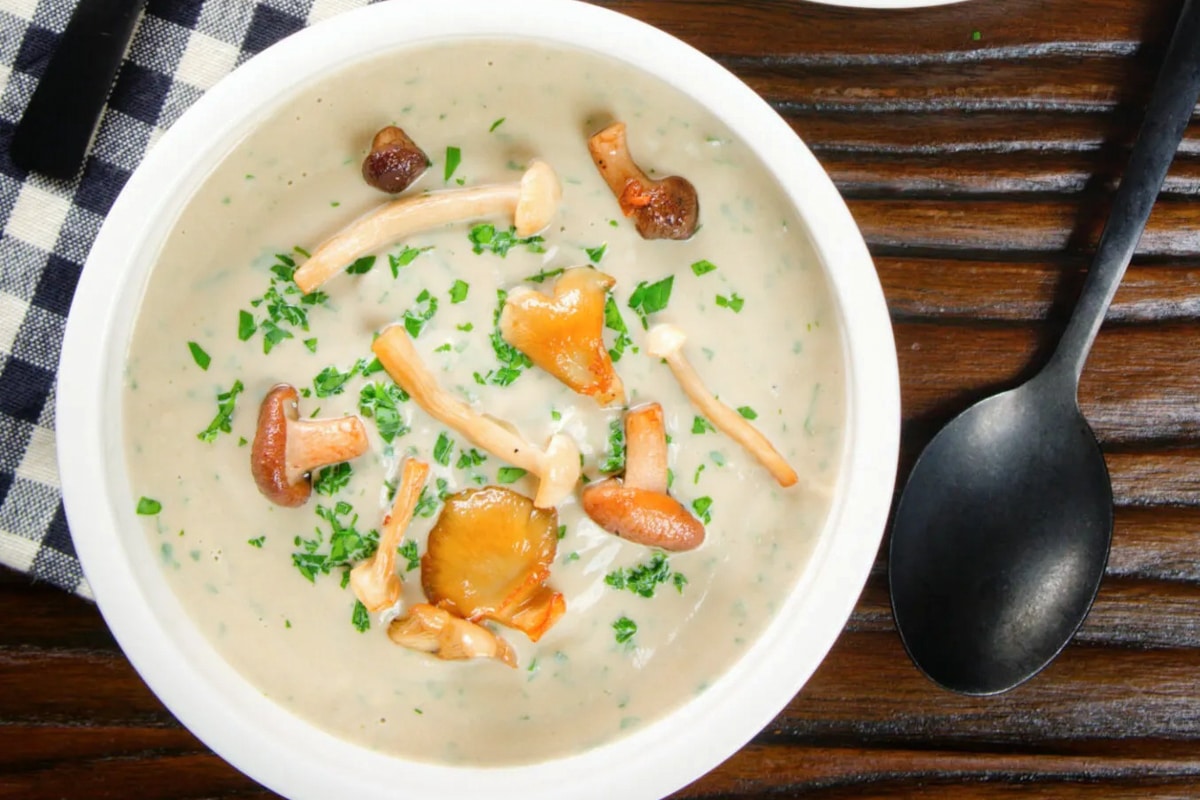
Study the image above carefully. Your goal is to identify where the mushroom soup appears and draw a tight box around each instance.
[123,39,845,765]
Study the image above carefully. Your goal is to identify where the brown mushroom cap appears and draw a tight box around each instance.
[581,478,705,551]
[588,121,699,241]
[250,383,370,508]
[362,126,429,193]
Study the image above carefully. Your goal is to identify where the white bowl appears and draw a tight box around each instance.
[56,2,899,798]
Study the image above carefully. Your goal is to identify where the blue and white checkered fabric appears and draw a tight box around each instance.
[0,0,372,597]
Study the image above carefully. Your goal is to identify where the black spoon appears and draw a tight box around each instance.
[889,0,1200,696]
[10,0,148,179]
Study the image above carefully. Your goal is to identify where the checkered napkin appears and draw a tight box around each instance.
[0,0,373,598]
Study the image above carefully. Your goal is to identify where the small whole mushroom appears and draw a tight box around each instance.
[361,125,429,193]
[250,383,370,507]
[582,402,705,551]
[588,121,699,241]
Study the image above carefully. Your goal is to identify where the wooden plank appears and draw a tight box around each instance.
[879,259,1200,323]
[0,753,272,800]
[895,322,1200,447]
[849,197,1200,255]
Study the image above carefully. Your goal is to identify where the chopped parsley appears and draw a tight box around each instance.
[444,146,461,182]
[605,552,685,599]
[673,573,688,593]
[398,539,420,572]
[358,382,410,442]
[345,255,376,275]
[613,616,638,645]
[455,448,487,469]
[304,338,319,353]
[313,462,352,496]
[240,252,329,354]
[524,266,565,283]
[481,289,533,386]
[604,296,635,362]
[389,245,431,277]
[312,364,356,397]
[187,341,211,370]
[449,279,470,304]
[404,289,439,337]
[291,501,379,584]
[585,243,607,263]
[715,292,745,313]
[599,416,625,473]
[737,406,758,420]
[692,496,713,524]
[136,496,162,515]
[691,415,715,435]
[497,466,527,484]
[468,223,545,257]
[627,275,674,329]
[691,259,718,276]
[351,600,370,632]
[694,463,705,484]
[414,486,441,518]
[489,117,506,132]
[557,524,567,540]
[433,431,454,466]
[247,536,265,548]
[197,379,245,442]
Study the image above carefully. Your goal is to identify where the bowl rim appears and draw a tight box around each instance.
[55,2,900,798]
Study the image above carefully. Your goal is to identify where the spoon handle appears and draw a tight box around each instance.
[1048,0,1200,386]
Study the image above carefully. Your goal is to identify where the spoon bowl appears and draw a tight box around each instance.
[890,373,1112,695]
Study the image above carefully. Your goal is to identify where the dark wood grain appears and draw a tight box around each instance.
[6,0,1200,797]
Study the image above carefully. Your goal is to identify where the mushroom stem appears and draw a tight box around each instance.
[371,325,581,508]
[646,324,799,488]
[349,458,430,613]
[388,603,517,668]
[294,159,562,294]
[587,122,699,241]
[622,403,668,493]
[285,416,370,486]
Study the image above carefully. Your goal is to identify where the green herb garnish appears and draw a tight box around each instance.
[313,462,352,496]
[433,431,454,466]
[497,466,527,484]
[444,146,461,181]
[403,289,439,337]
[237,310,256,341]
[715,292,745,313]
[605,552,683,599]
[197,379,245,442]
[585,243,607,263]
[136,497,162,515]
[524,266,565,283]
[313,364,356,398]
[247,536,265,548]
[399,539,420,572]
[692,496,713,524]
[358,382,410,442]
[599,416,625,473]
[489,117,506,132]
[292,500,379,584]
[692,416,715,435]
[481,289,533,386]
[613,616,638,645]
[691,259,718,276]
[627,275,674,329]
[389,245,431,277]
[449,279,469,304]
[187,341,211,370]
[352,600,370,632]
[468,223,545,257]
[604,295,635,362]
[345,255,376,275]
[737,406,758,420]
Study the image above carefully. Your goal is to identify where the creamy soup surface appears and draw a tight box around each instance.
[124,39,846,765]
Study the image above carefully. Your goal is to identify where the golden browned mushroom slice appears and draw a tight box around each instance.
[250,383,370,507]
[388,603,517,668]
[371,325,581,508]
[361,125,429,193]
[500,267,625,406]
[349,458,430,612]
[588,122,699,241]
[646,324,799,487]
[423,486,565,642]
[294,160,561,294]
[582,403,705,552]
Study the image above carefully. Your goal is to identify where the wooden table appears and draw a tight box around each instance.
[5,0,1200,796]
